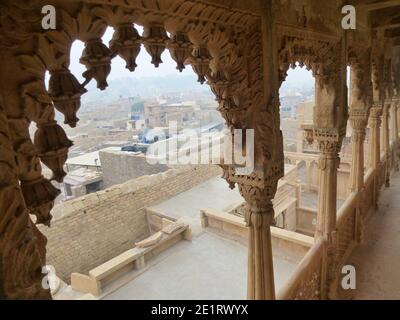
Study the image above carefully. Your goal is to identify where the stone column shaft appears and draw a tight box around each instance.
[350,129,366,191]
[368,106,382,169]
[382,103,390,155]
[314,134,341,240]
[246,203,275,300]
[349,110,368,192]
[238,179,279,300]
[382,102,390,186]
[390,101,398,143]
[390,101,399,171]
[397,102,400,138]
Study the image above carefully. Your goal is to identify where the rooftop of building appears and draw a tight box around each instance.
[65,147,121,167]
[63,168,103,186]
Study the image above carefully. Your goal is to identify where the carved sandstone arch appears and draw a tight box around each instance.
[277,29,348,300]
[0,0,282,299]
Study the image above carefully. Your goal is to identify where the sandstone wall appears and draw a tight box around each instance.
[99,150,169,188]
[39,165,222,282]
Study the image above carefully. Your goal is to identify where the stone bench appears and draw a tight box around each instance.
[71,221,190,296]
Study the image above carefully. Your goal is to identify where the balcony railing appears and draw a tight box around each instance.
[277,238,325,299]
[278,142,397,299]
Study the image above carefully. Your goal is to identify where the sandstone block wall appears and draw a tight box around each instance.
[39,165,222,282]
[99,150,169,188]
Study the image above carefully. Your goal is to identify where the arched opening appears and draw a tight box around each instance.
[278,63,317,236]
[340,65,354,194]
[37,22,264,300]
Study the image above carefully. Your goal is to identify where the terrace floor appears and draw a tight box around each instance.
[103,176,302,300]
[148,177,244,234]
[104,231,298,300]
[301,190,345,210]
[341,170,400,300]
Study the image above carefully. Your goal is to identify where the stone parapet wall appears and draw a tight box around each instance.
[99,150,169,188]
[40,165,222,282]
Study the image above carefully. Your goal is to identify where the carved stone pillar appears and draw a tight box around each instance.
[313,130,342,300]
[396,101,400,167]
[368,106,382,170]
[382,102,390,187]
[390,101,397,143]
[397,101,400,138]
[314,130,342,240]
[238,181,277,300]
[348,110,368,244]
[349,109,368,192]
[390,100,399,171]
[368,106,383,208]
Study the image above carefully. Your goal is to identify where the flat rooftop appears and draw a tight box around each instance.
[66,147,120,167]
[63,168,102,186]
[148,165,297,232]
[148,177,243,233]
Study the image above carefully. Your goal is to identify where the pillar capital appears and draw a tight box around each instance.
[313,128,343,155]
[369,106,382,128]
[238,179,276,218]
[349,108,369,131]
[370,105,383,117]
[383,100,391,114]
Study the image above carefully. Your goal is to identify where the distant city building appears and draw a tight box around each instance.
[127,119,145,131]
[62,168,103,199]
[144,102,196,128]
[129,99,145,120]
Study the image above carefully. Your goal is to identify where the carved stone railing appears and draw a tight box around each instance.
[362,169,376,220]
[277,239,325,300]
[335,192,357,268]
[279,142,398,300]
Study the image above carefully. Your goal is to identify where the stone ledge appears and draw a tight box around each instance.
[71,222,191,296]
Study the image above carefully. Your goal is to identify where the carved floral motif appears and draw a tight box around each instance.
[189,46,212,84]
[48,70,87,128]
[109,24,142,72]
[166,32,193,72]
[142,24,169,68]
[34,121,73,182]
[80,39,113,90]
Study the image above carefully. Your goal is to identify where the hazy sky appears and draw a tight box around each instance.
[285,66,314,84]
[70,26,195,82]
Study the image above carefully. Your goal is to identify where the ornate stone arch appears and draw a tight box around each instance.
[277,33,340,88]
[277,27,346,132]
[0,0,281,299]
